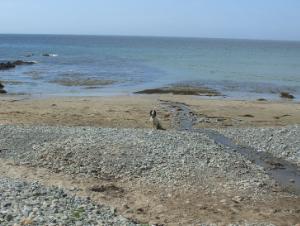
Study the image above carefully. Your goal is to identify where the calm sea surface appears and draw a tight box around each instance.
[1,34,300,99]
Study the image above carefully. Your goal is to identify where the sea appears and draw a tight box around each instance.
[1,34,300,100]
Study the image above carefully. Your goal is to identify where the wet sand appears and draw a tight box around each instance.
[0,94,300,128]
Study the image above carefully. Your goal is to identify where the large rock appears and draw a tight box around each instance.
[0,62,16,70]
[0,82,7,94]
[13,60,36,66]
[280,92,295,99]
[42,53,57,57]
[0,60,36,70]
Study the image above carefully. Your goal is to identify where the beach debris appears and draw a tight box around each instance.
[89,184,124,197]
[240,114,254,118]
[280,92,295,99]
[274,114,291,120]
[232,196,244,203]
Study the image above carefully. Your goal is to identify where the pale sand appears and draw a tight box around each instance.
[0,94,300,128]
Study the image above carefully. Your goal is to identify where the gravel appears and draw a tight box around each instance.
[217,125,300,166]
[0,177,137,226]
[0,125,273,195]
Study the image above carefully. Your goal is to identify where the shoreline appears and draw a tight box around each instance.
[1,87,299,102]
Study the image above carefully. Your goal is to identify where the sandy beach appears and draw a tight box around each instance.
[1,94,300,128]
[0,94,300,225]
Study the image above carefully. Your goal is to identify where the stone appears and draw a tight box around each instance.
[280,92,295,99]
[0,60,36,70]
[13,60,36,66]
[232,196,244,203]
[0,61,16,70]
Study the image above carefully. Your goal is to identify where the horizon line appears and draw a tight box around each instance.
[0,32,300,43]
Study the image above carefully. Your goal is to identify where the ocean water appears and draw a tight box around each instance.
[1,34,300,100]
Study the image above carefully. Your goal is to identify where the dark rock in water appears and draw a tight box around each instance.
[50,78,116,87]
[257,98,267,101]
[0,60,36,70]
[0,62,16,70]
[0,82,7,94]
[13,60,36,66]
[43,53,58,57]
[280,92,295,99]
[135,85,221,96]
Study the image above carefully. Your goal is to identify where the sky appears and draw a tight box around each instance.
[1,0,300,41]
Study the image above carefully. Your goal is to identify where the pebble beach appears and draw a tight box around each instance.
[0,95,300,225]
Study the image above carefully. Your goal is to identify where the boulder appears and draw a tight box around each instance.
[0,60,36,70]
[0,62,16,70]
[42,53,57,57]
[280,92,295,99]
[0,82,6,94]
[13,60,36,65]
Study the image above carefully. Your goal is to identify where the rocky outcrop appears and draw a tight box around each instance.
[280,92,295,99]
[135,85,221,96]
[0,60,36,70]
[43,53,57,57]
[0,62,16,70]
[13,60,36,66]
[0,82,7,94]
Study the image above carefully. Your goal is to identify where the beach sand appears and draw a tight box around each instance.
[0,94,300,128]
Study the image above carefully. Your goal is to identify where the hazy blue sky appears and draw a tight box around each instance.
[1,0,300,40]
